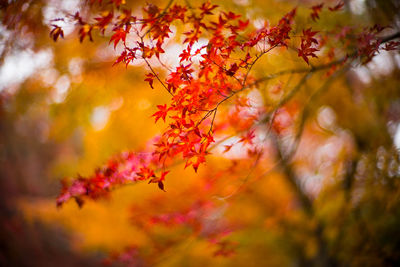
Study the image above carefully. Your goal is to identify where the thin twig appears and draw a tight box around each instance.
[143,57,173,96]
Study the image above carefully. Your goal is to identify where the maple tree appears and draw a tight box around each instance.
[1,0,400,266]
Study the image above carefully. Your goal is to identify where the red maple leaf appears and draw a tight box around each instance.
[223,144,233,153]
[310,4,323,22]
[298,28,319,64]
[95,11,113,34]
[144,73,155,89]
[179,48,192,62]
[329,2,344,12]
[238,19,249,31]
[199,1,218,16]
[137,167,155,180]
[79,24,93,42]
[383,41,400,51]
[239,130,256,145]
[152,104,169,123]
[110,28,127,49]
[50,25,64,41]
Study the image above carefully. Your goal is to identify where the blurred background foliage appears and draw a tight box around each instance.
[1,0,400,266]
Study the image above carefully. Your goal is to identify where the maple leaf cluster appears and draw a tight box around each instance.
[53,0,399,211]
[57,151,160,207]
[298,28,319,65]
[2,0,400,265]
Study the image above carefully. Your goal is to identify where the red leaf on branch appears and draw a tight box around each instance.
[152,104,169,123]
[110,28,127,49]
[239,130,256,145]
[144,73,155,89]
[298,28,319,64]
[179,48,192,63]
[158,181,165,191]
[199,1,218,16]
[222,11,241,20]
[95,11,113,34]
[79,24,94,42]
[223,144,233,153]
[310,4,323,22]
[383,41,400,51]
[50,25,64,41]
[226,63,239,76]
[238,19,249,31]
[137,167,155,180]
[329,1,344,12]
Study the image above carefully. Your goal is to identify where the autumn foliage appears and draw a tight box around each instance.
[52,1,399,207]
[1,0,400,266]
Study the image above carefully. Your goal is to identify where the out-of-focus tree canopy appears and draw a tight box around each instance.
[1,0,400,266]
